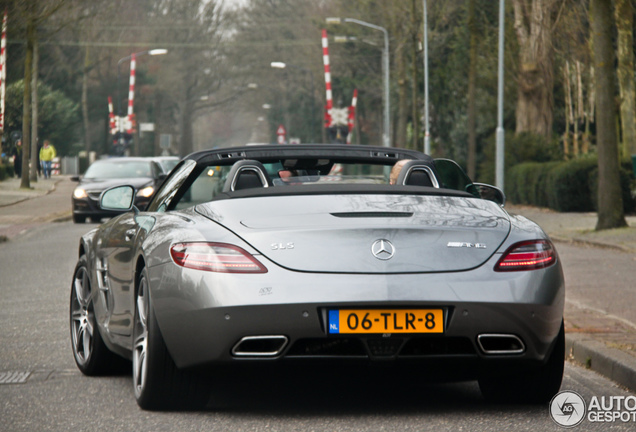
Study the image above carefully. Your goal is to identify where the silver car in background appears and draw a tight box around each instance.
[69,144,564,410]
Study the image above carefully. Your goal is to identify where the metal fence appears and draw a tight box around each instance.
[56,157,79,175]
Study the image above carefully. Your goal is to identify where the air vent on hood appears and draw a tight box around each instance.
[331,211,413,218]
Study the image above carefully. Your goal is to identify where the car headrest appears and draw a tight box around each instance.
[222,160,272,192]
[395,160,438,187]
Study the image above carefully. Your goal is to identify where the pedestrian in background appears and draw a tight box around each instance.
[39,140,56,179]
[12,139,22,178]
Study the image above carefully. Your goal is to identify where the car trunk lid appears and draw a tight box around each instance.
[195,194,510,273]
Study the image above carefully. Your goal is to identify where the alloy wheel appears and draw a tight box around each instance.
[133,275,149,398]
[70,266,93,366]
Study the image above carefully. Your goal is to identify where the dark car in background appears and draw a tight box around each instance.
[71,157,167,223]
[150,156,180,174]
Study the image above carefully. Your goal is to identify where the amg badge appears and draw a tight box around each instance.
[447,242,487,249]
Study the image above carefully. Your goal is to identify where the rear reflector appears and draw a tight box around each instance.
[170,242,267,273]
[494,240,556,272]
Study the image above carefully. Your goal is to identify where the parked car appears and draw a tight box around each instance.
[71,157,167,223]
[70,144,564,410]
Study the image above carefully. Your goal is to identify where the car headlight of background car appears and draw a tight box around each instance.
[136,186,154,198]
[73,188,87,199]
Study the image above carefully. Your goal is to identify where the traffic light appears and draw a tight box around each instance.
[112,131,133,156]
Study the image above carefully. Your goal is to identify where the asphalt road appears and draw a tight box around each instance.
[1,221,635,432]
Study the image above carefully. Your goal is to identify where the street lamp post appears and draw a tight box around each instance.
[327,17,390,147]
[271,62,317,143]
[116,49,168,154]
[496,0,505,191]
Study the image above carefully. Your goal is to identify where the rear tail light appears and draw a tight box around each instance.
[494,240,556,272]
[170,242,267,273]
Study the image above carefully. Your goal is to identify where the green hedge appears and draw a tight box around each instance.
[507,157,635,213]
[0,164,14,181]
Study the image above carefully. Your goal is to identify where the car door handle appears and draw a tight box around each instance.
[125,228,137,241]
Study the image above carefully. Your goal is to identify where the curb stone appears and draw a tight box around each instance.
[551,235,634,253]
[566,333,636,393]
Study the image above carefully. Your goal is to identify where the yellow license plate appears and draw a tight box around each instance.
[328,309,444,334]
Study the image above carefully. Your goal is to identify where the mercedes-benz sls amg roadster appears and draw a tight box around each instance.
[70,144,564,410]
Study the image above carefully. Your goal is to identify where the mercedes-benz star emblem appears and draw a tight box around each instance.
[371,239,395,260]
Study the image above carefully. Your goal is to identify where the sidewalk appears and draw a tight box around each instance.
[0,175,74,240]
[506,204,636,252]
[1,176,635,393]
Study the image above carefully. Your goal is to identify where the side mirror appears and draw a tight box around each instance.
[473,183,506,206]
[100,185,135,211]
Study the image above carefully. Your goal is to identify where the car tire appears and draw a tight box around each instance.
[89,217,102,223]
[133,267,210,410]
[70,255,126,375]
[73,214,86,224]
[478,321,565,404]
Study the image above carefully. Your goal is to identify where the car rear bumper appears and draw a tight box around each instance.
[149,258,565,370]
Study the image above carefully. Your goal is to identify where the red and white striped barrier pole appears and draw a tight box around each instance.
[346,89,358,144]
[107,96,116,135]
[322,29,333,129]
[0,9,7,132]
[127,53,136,133]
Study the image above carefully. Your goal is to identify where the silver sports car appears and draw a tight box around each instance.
[70,144,564,410]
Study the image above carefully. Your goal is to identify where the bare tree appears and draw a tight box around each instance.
[589,0,627,230]
[147,0,230,156]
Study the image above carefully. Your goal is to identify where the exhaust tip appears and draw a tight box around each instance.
[477,334,525,355]
[232,335,289,357]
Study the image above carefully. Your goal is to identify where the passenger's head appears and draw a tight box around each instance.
[389,159,412,185]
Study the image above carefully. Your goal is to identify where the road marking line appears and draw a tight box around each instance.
[0,371,31,384]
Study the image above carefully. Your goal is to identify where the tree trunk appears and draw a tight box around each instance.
[512,0,557,139]
[154,91,162,155]
[563,62,572,157]
[20,12,34,190]
[181,107,193,158]
[29,37,38,182]
[395,40,408,149]
[410,0,420,151]
[82,46,91,153]
[615,0,636,158]
[180,95,194,158]
[590,0,627,230]
[466,0,477,178]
